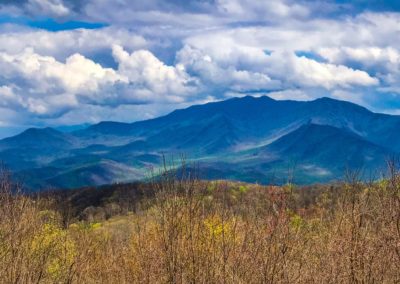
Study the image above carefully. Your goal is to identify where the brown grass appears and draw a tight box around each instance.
[0,165,400,283]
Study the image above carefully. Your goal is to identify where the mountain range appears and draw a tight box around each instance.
[1,95,398,190]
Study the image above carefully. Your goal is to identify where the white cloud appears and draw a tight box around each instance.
[177,45,280,93]
[1,1,400,126]
[178,10,400,61]
[331,89,368,107]
[317,46,400,68]
[0,45,200,119]
[26,0,70,17]
[317,46,400,87]
[267,89,314,101]
[0,26,148,61]
[177,44,377,92]
[183,34,269,71]
[112,45,197,102]
[81,0,310,31]
[215,0,309,21]
[0,50,100,118]
[0,86,24,109]
[266,52,379,89]
[0,47,121,94]
[0,42,377,123]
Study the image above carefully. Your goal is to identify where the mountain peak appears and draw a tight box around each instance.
[235,95,275,101]
[16,127,62,138]
[312,96,370,112]
[266,122,390,174]
[314,96,335,102]
[0,126,75,151]
[2,95,400,189]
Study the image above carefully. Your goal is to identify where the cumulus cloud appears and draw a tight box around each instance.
[0,26,148,62]
[316,46,400,75]
[0,48,120,116]
[0,46,199,119]
[176,44,377,92]
[0,39,380,123]
[177,45,280,93]
[0,0,400,126]
[112,45,197,102]
[265,52,379,89]
[317,46,400,86]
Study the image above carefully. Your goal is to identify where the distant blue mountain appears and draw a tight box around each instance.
[2,95,399,190]
[0,127,76,150]
[263,123,391,178]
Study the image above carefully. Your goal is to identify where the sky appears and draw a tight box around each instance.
[0,0,400,136]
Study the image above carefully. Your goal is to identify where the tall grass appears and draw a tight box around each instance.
[0,164,399,283]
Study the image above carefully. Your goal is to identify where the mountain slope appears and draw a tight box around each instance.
[45,160,144,189]
[1,95,399,189]
[264,123,392,172]
[0,127,77,151]
[0,128,78,171]
[77,96,400,152]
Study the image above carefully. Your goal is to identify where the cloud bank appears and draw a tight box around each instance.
[0,0,399,128]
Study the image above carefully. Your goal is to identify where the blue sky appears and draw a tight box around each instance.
[0,0,400,136]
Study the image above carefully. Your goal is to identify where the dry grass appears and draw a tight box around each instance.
[0,166,400,283]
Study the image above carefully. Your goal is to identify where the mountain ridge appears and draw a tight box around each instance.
[1,95,399,189]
